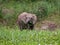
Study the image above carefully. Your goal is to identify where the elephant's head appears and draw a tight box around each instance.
[25,14,37,25]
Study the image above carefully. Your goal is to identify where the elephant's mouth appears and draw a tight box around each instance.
[27,21,33,26]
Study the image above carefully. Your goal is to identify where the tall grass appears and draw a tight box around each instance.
[0,26,60,45]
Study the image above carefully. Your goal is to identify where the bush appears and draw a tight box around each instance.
[0,0,59,26]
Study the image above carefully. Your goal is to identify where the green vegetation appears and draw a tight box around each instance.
[0,0,60,45]
[0,26,60,45]
[0,0,60,25]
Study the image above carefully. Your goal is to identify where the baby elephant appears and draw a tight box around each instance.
[17,12,37,30]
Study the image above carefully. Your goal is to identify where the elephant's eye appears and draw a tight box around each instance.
[27,17,31,19]
[31,18,33,20]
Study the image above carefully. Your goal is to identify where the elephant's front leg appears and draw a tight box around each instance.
[30,25,34,30]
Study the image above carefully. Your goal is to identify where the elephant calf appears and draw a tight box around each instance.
[17,12,37,30]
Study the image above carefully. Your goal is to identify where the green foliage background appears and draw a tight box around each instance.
[0,0,60,26]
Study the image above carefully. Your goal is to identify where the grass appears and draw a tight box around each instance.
[0,26,60,45]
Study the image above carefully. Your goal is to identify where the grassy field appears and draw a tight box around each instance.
[0,0,60,45]
[0,26,60,45]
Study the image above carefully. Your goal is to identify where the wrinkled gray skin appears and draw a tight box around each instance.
[17,12,37,30]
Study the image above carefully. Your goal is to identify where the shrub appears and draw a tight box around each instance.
[0,0,59,26]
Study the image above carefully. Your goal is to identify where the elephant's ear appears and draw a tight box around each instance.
[32,14,37,24]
